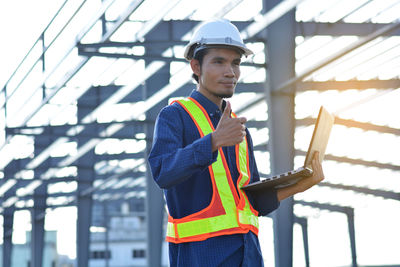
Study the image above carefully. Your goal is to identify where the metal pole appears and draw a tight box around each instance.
[104,202,110,267]
[262,0,296,266]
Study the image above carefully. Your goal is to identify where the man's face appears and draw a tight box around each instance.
[194,48,241,102]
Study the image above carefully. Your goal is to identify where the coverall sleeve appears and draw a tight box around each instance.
[148,105,218,189]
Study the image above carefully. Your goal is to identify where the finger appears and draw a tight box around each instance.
[312,156,320,171]
[312,158,324,179]
[222,101,231,118]
[238,117,247,124]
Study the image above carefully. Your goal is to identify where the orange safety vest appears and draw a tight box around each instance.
[166,97,259,244]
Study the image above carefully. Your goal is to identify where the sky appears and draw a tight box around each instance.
[0,1,57,87]
[1,0,400,266]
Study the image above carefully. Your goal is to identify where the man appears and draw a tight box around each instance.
[148,19,324,267]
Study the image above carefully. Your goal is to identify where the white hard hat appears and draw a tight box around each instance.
[184,19,253,60]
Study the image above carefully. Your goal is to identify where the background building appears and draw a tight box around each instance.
[0,231,60,267]
[0,0,399,266]
[89,210,168,267]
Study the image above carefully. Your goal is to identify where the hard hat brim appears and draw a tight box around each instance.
[184,42,253,61]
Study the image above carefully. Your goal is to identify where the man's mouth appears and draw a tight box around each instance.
[220,81,236,86]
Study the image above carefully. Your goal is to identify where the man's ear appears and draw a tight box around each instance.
[190,59,201,77]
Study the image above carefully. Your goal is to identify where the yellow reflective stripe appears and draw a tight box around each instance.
[237,140,249,188]
[178,99,212,136]
[235,124,258,228]
[167,221,175,237]
[212,155,236,208]
[177,211,238,238]
[238,209,259,228]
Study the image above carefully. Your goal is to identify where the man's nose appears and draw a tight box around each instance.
[224,65,235,77]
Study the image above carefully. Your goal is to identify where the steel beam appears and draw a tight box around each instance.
[12,183,144,203]
[6,121,150,139]
[295,149,400,172]
[78,49,188,63]
[73,21,400,46]
[318,182,400,201]
[296,116,400,136]
[297,79,400,91]
[296,22,400,37]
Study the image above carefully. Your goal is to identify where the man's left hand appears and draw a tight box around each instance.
[295,151,325,193]
[277,152,325,201]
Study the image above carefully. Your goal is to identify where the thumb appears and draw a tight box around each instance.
[222,101,231,119]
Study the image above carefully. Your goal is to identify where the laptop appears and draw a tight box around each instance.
[242,106,335,192]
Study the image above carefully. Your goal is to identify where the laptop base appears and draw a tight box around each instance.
[242,167,313,192]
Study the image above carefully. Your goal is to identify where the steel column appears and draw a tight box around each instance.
[2,160,20,267]
[31,185,47,267]
[263,0,296,266]
[347,209,357,267]
[144,54,170,267]
[76,87,98,267]
[76,162,95,266]
[2,207,14,267]
[294,216,310,267]
[145,124,165,267]
[30,131,52,267]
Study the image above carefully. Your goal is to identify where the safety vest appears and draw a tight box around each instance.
[166,97,259,243]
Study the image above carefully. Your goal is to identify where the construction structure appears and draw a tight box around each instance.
[1,0,399,266]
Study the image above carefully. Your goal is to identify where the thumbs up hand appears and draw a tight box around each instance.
[211,101,247,152]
